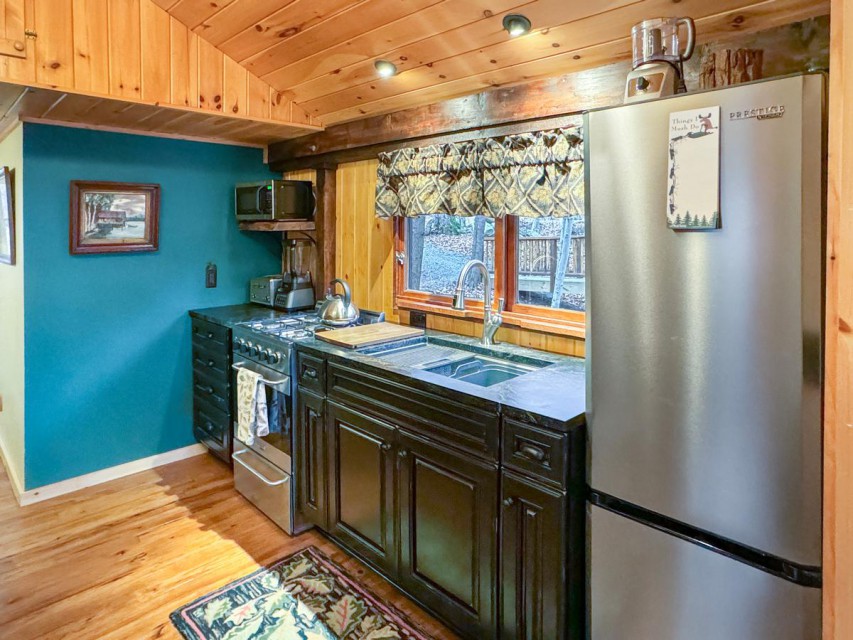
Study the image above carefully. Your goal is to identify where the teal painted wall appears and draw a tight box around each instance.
[22,124,280,489]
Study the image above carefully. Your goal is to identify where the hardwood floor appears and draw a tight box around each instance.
[0,454,458,640]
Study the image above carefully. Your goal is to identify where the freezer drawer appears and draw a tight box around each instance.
[233,446,293,534]
[590,505,820,640]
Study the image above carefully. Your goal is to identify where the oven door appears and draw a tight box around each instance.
[231,360,292,472]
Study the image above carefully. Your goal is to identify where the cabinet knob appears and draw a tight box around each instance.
[381,443,391,451]
[303,367,317,379]
[398,449,408,458]
[503,497,515,507]
[207,332,214,339]
[207,359,215,367]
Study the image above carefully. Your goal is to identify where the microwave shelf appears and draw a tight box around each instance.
[239,220,316,232]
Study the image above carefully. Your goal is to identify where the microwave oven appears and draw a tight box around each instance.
[235,180,315,222]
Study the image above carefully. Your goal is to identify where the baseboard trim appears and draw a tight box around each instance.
[18,443,207,507]
[0,437,25,502]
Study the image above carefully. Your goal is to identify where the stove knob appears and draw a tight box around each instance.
[247,342,258,356]
[236,339,247,352]
[260,348,271,361]
[269,351,281,364]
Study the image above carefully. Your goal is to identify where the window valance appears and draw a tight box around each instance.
[375,127,584,219]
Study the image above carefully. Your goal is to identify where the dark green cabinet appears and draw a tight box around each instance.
[294,346,585,640]
[190,317,232,464]
[326,401,398,576]
[398,430,499,640]
[295,388,328,530]
[500,470,569,640]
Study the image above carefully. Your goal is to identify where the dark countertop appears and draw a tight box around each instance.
[190,304,586,431]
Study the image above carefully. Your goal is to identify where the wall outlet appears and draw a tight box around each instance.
[409,310,427,329]
[205,263,217,288]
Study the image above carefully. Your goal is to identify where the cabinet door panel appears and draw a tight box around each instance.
[0,0,25,59]
[295,388,327,530]
[399,431,498,639]
[327,402,397,575]
[501,470,569,640]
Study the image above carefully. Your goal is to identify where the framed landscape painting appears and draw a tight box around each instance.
[0,167,14,265]
[70,181,160,255]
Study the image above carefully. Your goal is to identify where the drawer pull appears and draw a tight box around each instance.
[195,384,215,394]
[381,442,391,451]
[519,444,546,462]
[207,359,215,367]
[503,497,515,507]
[398,449,408,458]
[207,331,215,339]
[303,367,318,379]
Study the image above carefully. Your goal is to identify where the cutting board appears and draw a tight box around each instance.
[316,322,424,349]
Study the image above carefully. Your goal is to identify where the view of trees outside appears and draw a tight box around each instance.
[405,214,585,311]
[406,215,495,300]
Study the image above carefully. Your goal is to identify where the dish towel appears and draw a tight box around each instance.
[236,367,269,446]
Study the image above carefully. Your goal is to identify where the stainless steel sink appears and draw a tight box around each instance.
[368,338,546,387]
[424,355,539,387]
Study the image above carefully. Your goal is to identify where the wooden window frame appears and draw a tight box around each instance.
[394,216,586,339]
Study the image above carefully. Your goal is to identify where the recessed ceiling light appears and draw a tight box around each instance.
[374,60,398,78]
[502,14,532,38]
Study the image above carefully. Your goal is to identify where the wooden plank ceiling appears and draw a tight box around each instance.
[153,0,829,127]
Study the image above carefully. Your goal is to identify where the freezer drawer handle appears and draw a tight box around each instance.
[232,449,289,487]
[519,444,546,462]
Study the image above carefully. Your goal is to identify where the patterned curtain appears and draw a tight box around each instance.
[374,127,583,219]
[481,128,584,218]
[375,140,483,218]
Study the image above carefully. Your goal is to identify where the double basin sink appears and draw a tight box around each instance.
[366,337,551,387]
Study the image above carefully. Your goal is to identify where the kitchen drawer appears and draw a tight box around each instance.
[191,317,230,348]
[296,351,326,394]
[502,419,569,489]
[194,400,229,447]
[328,361,499,460]
[192,338,230,376]
[193,367,230,414]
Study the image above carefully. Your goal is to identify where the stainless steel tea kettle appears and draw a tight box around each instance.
[318,278,359,326]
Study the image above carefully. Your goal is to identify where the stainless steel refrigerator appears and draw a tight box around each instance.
[585,73,824,639]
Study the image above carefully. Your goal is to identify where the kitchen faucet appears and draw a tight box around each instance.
[451,259,504,346]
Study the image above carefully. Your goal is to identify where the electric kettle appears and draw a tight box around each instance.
[318,278,359,327]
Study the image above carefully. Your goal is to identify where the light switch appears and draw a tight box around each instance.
[206,263,217,288]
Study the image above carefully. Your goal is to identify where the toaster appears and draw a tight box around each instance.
[249,275,283,307]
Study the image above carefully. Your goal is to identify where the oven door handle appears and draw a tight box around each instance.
[231,362,290,387]
[232,449,290,486]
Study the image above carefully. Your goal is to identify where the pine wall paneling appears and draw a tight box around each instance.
[824,0,853,636]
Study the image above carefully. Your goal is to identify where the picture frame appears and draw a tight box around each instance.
[0,166,15,265]
[69,181,160,255]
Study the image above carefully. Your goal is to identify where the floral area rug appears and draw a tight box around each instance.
[170,546,432,640]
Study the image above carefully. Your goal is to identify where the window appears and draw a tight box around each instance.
[395,213,585,336]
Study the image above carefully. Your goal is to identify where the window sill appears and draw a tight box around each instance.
[397,297,586,340]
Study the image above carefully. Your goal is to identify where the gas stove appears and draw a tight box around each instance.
[237,312,323,341]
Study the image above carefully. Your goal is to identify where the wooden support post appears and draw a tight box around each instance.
[824,1,853,638]
[314,166,337,300]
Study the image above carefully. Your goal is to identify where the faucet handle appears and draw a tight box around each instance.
[496,297,505,313]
